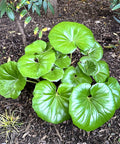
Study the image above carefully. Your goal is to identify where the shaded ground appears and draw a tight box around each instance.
[0,0,120,144]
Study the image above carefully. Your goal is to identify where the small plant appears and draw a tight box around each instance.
[0,22,120,131]
[0,0,16,21]
[110,0,120,23]
[0,109,22,143]
[0,0,54,24]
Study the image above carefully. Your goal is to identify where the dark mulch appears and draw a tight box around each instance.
[0,0,120,144]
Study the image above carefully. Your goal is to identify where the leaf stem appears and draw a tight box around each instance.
[26,80,37,84]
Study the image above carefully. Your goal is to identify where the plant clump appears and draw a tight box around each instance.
[0,22,120,131]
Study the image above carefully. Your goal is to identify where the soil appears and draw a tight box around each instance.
[0,0,120,144]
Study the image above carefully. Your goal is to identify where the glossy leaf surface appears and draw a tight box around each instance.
[17,50,55,79]
[62,66,92,87]
[69,83,115,131]
[80,41,103,61]
[106,77,120,109]
[55,55,71,68]
[25,40,46,55]
[42,67,64,82]
[32,81,72,124]
[0,61,26,99]
[93,61,110,82]
[48,22,95,54]
[78,59,98,76]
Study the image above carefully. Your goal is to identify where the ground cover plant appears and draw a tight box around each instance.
[110,0,120,23]
[0,21,120,132]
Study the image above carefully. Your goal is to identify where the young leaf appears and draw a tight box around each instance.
[43,0,48,14]
[24,16,31,27]
[20,9,27,19]
[32,80,72,124]
[0,61,26,99]
[35,5,41,16]
[20,0,27,5]
[25,40,46,55]
[26,1,30,4]
[6,8,15,21]
[17,50,56,79]
[42,67,64,82]
[93,60,110,83]
[48,1,54,14]
[0,8,6,18]
[106,77,120,110]
[80,41,103,61]
[28,2,32,10]
[0,0,6,10]
[48,22,95,54]
[39,30,43,39]
[55,55,71,69]
[62,66,92,87]
[34,26,39,35]
[38,0,42,7]
[0,0,7,18]
[112,3,120,10]
[78,59,98,76]
[69,83,115,131]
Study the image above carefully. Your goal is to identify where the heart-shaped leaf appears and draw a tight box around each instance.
[48,22,95,54]
[80,41,103,61]
[25,40,46,55]
[78,59,98,76]
[93,60,110,82]
[32,80,72,124]
[62,66,92,87]
[55,54,71,69]
[42,67,64,82]
[17,50,55,79]
[69,83,115,131]
[106,77,120,110]
[0,61,26,99]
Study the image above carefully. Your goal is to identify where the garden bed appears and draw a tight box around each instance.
[0,0,120,143]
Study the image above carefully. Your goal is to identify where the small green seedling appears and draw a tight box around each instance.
[0,22,120,131]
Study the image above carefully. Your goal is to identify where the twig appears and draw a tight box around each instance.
[54,125,63,141]
[16,20,26,46]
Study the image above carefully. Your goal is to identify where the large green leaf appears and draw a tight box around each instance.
[69,83,115,131]
[48,22,95,54]
[32,81,72,124]
[17,50,55,79]
[42,67,64,82]
[25,40,46,55]
[80,41,103,61]
[55,54,71,69]
[62,66,92,87]
[78,59,98,76]
[106,77,120,110]
[93,61,110,82]
[0,61,26,99]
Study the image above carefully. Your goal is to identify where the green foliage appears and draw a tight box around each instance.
[32,81,72,124]
[110,0,120,23]
[48,22,95,54]
[0,61,26,99]
[0,22,120,132]
[69,83,115,131]
[0,0,15,21]
[0,0,54,26]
